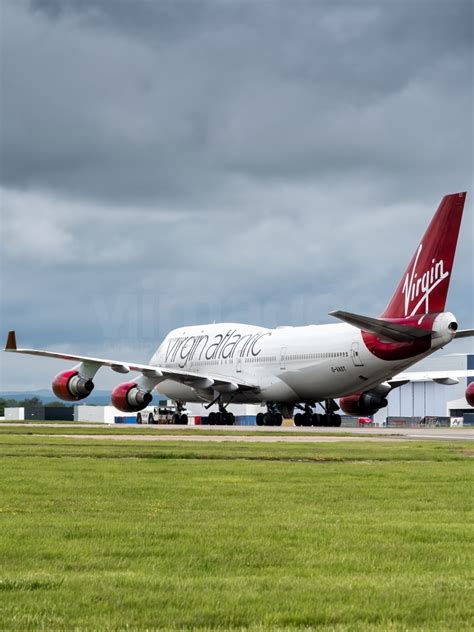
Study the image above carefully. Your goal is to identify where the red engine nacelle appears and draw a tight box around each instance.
[111,381,153,412]
[466,383,474,407]
[339,392,388,416]
[52,369,94,402]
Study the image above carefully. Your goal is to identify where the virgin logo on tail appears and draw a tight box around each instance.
[402,244,449,317]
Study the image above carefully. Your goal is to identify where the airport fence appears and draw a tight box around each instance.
[386,416,451,428]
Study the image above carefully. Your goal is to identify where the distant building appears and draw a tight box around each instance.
[74,405,137,424]
[4,406,74,421]
[373,352,473,423]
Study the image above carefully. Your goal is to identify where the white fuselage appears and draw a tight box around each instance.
[149,320,452,404]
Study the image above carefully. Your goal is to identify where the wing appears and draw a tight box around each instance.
[389,369,474,387]
[3,330,259,393]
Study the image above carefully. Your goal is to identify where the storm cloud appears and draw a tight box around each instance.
[1,0,472,390]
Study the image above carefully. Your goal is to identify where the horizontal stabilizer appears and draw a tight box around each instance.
[329,310,431,342]
[455,329,474,339]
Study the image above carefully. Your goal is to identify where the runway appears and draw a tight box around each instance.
[2,422,473,442]
[43,433,408,443]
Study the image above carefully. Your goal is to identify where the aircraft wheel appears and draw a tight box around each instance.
[137,413,142,424]
[180,414,188,425]
[264,413,273,426]
[172,413,181,424]
[302,413,312,426]
[294,413,302,427]
[227,412,235,425]
[256,412,264,426]
[312,413,322,426]
[332,414,341,427]
[208,412,216,425]
[274,413,283,426]
[320,414,329,426]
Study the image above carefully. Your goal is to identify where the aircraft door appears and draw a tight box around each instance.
[280,346,287,370]
[236,356,242,373]
[351,342,364,367]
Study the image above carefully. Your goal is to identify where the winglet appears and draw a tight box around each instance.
[5,330,17,351]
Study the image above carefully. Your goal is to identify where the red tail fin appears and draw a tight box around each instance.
[382,192,466,318]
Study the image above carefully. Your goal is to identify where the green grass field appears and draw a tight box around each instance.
[0,427,472,631]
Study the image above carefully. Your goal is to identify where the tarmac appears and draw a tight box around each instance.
[1,422,473,442]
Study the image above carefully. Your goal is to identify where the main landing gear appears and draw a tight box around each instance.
[206,401,235,426]
[172,401,189,425]
[256,403,283,427]
[294,400,342,427]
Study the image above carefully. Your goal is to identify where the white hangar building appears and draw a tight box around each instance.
[372,350,473,423]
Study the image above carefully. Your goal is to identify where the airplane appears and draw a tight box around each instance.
[4,192,474,426]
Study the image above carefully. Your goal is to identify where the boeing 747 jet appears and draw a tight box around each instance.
[4,192,473,425]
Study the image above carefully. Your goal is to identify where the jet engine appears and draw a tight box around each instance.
[466,383,474,407]
[52,369,94,401]
[111,381,153,412]
[339,392,388,416]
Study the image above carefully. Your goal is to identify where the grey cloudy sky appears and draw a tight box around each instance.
[1,0,473,391]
